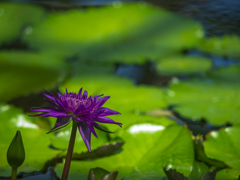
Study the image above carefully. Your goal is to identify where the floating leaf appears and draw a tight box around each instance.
[204,126,240,180]
[188,161,209,180]
[23,3,203,64]
[165,66,240,125]
[155,55,212,75]
[88,167,118,180]
[55,123,194,179]
[0,51,68,102]
[0,2,45,45]
[198,35,240,59]
[51,125,113,153]
[60,65,167,118]
[194,135,227,168]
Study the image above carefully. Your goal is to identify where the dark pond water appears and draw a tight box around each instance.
[0,167,59,180]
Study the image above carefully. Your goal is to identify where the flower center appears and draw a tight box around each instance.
[57,93,85,111]
[66,97,85,111]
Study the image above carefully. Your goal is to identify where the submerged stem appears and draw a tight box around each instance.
[11,167,17,180]
[61,120,77,180]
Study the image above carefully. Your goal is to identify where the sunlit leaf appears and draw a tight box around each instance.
[55,123,194,179]
[204,126,240,180]
[165,66,240,125]
[51,125,112,153]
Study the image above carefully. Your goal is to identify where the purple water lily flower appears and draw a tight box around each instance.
[30,88,122,152]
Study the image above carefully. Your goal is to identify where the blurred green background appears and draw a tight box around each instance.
[0,1,240,179]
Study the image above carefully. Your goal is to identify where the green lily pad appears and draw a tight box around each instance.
[60,65,167,116]
[188,161,209,180]
[155,55,212,75]
[55,123,194,179]
[88,167,118,180]
[204,126,240,180]
[0,2,45,45]
[165,66,240,125]
[59,65,168,133]
[51,124,114,153]
[194,135,228,169]
[0,103,62,176]
[0,51,68,102]
[23,3,203,64]
[197,35,240,59]
[51,108,175,153]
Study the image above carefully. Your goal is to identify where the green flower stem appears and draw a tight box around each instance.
[11,167,17,180]
[61,121,77,180]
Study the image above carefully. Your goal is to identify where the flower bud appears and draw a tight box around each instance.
[7,131,25,168]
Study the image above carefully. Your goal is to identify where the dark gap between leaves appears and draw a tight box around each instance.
[168,105,232,138]
[115,61,173,87]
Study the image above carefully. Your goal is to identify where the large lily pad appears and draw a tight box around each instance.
[59,65,168,133]
[0,103,62,176]
[165,66,240,125]
[55,123,194,179]
[51,124,113,153]
[60,65,167,115]
[0,51,68,102]
[23,3,203,64]
[0,2,45,45]
[204,126,240,180]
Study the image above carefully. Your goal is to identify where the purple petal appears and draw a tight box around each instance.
[66,88,68,94]
[40,111,71,117]
[43,91,67,110]
[30,107,57,112]
[95,116,122,127]
[74,104,86,114]
[94,96,110,109]
[94,94,103,99]
[42,93,56,101]
[47,117,72,134]
[41,113,71,118]
[82,90,88,100]
[29,113,45,117]
[85,121,98,138]
[93,107,121,116]
[77,122,91,152]
[55,98,68,110]
[72,116,83,122]
[81,117,99,126]
[31,106,54,109]
[78,88,83,98]
[44,98,60,108]
[44,90,58,99]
